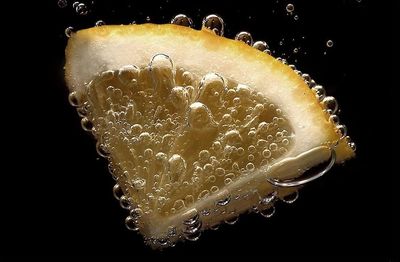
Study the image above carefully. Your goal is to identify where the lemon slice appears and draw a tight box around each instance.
[65,24,355,248]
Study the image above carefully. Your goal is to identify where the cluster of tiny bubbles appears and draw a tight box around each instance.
[235,32,253,46]
[73,2,88,16]
[183,210,202,241]
[57,0,67,8]
[125,208,143,231]
[95,20,106,27]
[65,26,74,38]
[170,14,193,27]
[202,14,224,36]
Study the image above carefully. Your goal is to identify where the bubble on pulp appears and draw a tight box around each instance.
[202,14,224,36]
[235,32,253,46]
[65,26,74,38]
[95,20,106,27]
[253,41,269,51]
[171,14,193,27]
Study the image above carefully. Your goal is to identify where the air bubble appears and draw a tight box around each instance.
[286,3,294,13]
[323,96,338,114]
[224,130,243,146]
[202,14,224,36]
[329,114,340,125]
[282,191,299,204]
[260,191,277,205]
[125,216,139,231]
[326,40,334,48]
[95,20,106,27]
[75,3,88,16]
[262,149,272,158]
[225,216,239,225]
[81,117,93,132]
[235,32,253,46]
[216,194,231,206]
[132,178,146,190]
[57,0,67,8]
[336,125,347,139]
[65,26,74,38]
[68,91,80,107]
[199,150,211,163]
[112,184,123,200]
[260,206,275,218]
[253,41,269,51]
[96,141,109,158]
[215,167,225,177]
[246,162,255,172]
[171,14,193,27]
[269,143,278,151]
[312,85,326,101]
[168,154,187,183]
[119,195,131,209]
[187,102,216,129]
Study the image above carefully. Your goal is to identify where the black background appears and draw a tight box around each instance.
[2,0,394,258]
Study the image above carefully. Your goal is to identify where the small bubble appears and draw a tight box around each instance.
[286,3,294,13]
[312,85,326,101]
[260,206,275,218]
[246,162,255,172]
[322,96,338,114]
[294,15,299,20]
[326,40,334,48]
[235,31,253,46]
[95,20,105,27]
[65,26,74,38]
[262,149,272,158]
[293,48,299,54]
[57,0,67,8]
[132,178,146,190]
[146,16,151,22]
[125,216,139,231]
[81,117,93,132]
[72,2,79,9]
[202,14,224,36]
[253,41,269,52]
[282,191,299,204]
[75,3,88,16]
[68,91,79,107]
[269,143,278,151]
[171,14,193,27]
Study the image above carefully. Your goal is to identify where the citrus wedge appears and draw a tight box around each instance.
[65,24,355,248]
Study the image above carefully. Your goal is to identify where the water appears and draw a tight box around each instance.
[58,0,360,250]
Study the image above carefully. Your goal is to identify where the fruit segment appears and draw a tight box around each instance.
[65,24,355,248]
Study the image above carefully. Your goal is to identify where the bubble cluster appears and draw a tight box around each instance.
[73,54,295,226]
